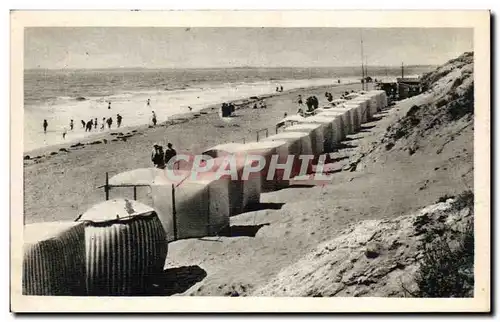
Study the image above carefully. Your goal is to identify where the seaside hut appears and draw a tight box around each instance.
[348,98,370,123]
[331,99,347,107]
[339,103,363,132]
[195,156,261,216]
[202,143,245,159]
[234,140,290,191]
[150,169,231,241]
[78,199,168,296]
[283,123,324,156]
[369,90,388,110]
[301,115,343,150]
[358,93,379,116]
[109,167,164,186]
[23,221,86,296]
[275,115,307,129]
[345,93,360,100]
[317,108,353,136]
[262,132,314,178]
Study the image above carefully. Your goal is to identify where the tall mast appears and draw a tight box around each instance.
[360,32,365,90]
[401,61,404,79]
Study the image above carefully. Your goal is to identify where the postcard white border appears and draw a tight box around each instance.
[10,10,490,313]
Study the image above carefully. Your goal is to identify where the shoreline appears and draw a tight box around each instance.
[24,81,359,160]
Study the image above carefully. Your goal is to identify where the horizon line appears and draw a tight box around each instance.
[25,64,437,71]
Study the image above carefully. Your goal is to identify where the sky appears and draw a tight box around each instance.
[24,27,473,69]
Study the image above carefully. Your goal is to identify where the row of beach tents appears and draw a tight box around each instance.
[23,90,388,296]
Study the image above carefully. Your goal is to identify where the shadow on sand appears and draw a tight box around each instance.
[246,202,286,211]
[219,223,271,238]
[139,265,207,296]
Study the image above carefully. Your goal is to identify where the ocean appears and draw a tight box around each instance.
[23,66,433,152]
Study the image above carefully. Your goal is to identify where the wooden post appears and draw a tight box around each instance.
[171,184,177,240]
[256,131,259,142]
[266,128,269,138]
[105,172,109,201]
[133,186,137,200]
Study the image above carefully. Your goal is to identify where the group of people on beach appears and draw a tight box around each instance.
[253,100,267,109]
[275,85,284,92]
[296,94,319,117]
[42,114,124,140]
[151,142,177,169]
[221,102,235,117]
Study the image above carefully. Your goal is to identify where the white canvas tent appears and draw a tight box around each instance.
[78,199,167,296]
[275,115,307,129]
[205,156,261,216]
[358,93,379,116]
[340,103,363,132]
[263,132,313,157]
[317,108,353,135]
[348,98,370,123]
[345,93,360,100]
[202,142,245,159]
[368,90,388,110]
[263,132,314,178]
[234,140,290,192]
[150,169,231,242]
[23,221,86,295]
[301,115,344,149]
[283,123,324,156]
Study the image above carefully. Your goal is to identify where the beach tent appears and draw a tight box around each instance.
[331,99,347,107]
[283,123,324,156]
[369,90,388,110]
[195,156,261,216]
[23,221,86,296]
[276,115,307,129]
[150,169,231,241]
[202,142,245,159]
[317,108,353,135]
[109,167,164,186]
[345,93,360,100]
[301,115,344,149]
[348,98,370,123]
[234,140,290,191]
[339,103,363,132]
[263,132,314,178]
[109,168,231,241]
[358,93,379,116]
[78,199,167,296]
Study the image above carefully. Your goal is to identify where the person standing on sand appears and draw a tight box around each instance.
[81,120,86,128]
[94,118,98,129]
[152,111,157,126]
[43,119,48,134]
[117,114,122,128]
[70,119,74,131]
[280,85,283,92]
[164,143,177,168]
[147,99,151,107]
[62,128,67,139]
[86,120,93,132]
[107,117,113,129]
[297,95,303,106]
[108,101,111,110]
[188,106,192,112]
[151,144,165,169]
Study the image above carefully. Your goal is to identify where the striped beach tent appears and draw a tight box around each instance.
[78,199,168,296]
[23,221,86,295]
